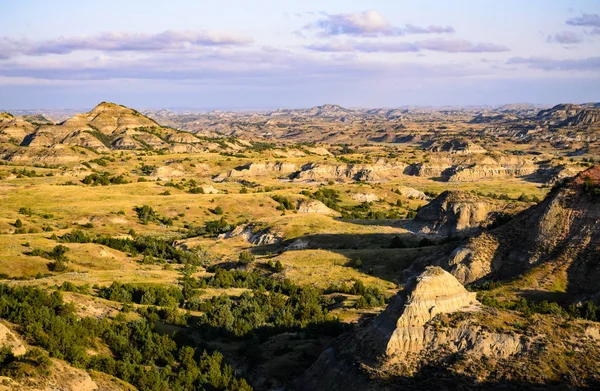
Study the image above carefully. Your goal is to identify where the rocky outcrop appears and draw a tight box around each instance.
[0,322,26,356]
[298,267,525,391]
[405,155,538,182]
[222,162,297,180]
[350,193,380,202]
[292,159,406,182]
[396,186,427,200]
[536,103,600,127]
[0,113,36,145]
[296,199,339,216]
[222,224,282,245]
[438,166,600,288]
[14,102,210,153]
[425,139,487,154]
[149,165,187,180]
[408,190,510,236]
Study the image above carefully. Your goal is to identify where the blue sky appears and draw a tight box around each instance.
[0,0,599,109]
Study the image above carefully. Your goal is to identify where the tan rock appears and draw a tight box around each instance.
[296,199,340,216]
[0,322,26,356]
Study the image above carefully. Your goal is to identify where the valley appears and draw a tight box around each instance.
[0,101,599,390]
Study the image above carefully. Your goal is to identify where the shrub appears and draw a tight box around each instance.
[238,251,255,264]
[274,260,284,272]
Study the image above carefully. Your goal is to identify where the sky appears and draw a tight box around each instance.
[0,0,599,109]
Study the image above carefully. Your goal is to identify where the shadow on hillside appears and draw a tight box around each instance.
[373,364,600,391]
[516,289,573,304]
[248,232,460,285]
[331,218,409,228]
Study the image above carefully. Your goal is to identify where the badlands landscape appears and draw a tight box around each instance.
[0,101,599,390]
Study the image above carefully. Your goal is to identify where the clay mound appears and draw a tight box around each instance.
[296,199,340,216]
[298,267,524,391]
[396,186,427,200]
[64,102,158,134]
[17,102,202,152]
[394,266,478,329]
[351,193,380,202]
[292,160,407,182]
[562,107,600,126]
[440,166,600,289]
[149,165,186,180]
[425,138,486,154]
[165,132,202,143]
[226,162,298,178]
[222,223,282,245]
[0,114,36,144]
[409,190,507,236]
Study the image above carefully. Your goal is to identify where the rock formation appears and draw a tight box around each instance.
[424,138,487,154]
[396,186,427,200]
[296,199,339,216]
[298,267,525,391]
[350,193,380,202]
[292,159,406,182]
[438,166,600,290]
[408,190,513,236]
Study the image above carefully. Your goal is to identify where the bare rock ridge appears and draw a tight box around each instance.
[438,166,600,291]
[424,138,487,154]
[1,102,216,162]
[537,103,600,127]
[298,267,524,391]
[408,190,514,236]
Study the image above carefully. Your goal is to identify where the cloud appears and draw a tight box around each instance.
[507,56,600,71]
[417,39,509,53]
[566,13,600,27]
[0,30,252,59]
[546,31,582,44]
[0,46,490,83]
[306,41,419,53]
[306,38,509,53]
[303,10,454,37]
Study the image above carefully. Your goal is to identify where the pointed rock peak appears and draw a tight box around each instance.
[397,266,478,328]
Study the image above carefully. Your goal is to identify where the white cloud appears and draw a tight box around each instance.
[303,10,454,37]
[306,38,509,53]
[0,30,252,59]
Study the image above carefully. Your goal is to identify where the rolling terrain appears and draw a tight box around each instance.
[0,102,599,390]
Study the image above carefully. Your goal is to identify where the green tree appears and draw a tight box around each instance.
[238,251,255,264]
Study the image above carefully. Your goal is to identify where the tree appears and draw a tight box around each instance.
[14,219,22,228]
[274,260,284,272]
[238,251,255,264]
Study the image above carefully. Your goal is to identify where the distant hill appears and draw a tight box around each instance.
[536,103,600,127]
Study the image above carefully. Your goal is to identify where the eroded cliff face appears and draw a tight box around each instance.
[298,267,525,391]
[439,166,600,288]
[408,190,515,236]
[225,162,298,178]
[292,159,406,182]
